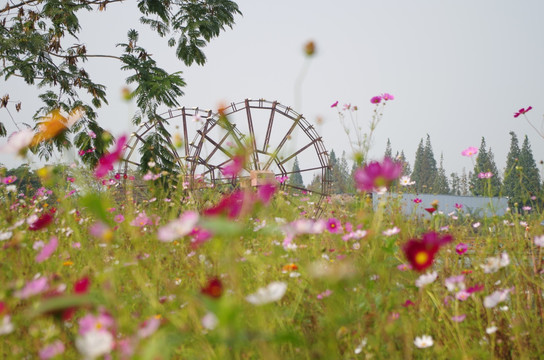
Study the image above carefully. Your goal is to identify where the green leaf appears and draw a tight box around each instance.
[199,218,243,236]
[139,327,186,360]
[79,193,114,226]
[27,293,101,319]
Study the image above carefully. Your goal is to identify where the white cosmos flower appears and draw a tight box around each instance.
[0,231,13,241]
[399,176,415,186]
[480,252,509,273]
[415,271,438,288]
[246,281,287,305]
[382,226,400,236]
[535,235,544,247]
[201,312,218,330]
[0,128,34,155]
[0,316,14,335]
[486,326,498,334]
[354,337,367,354]
[414,335,433,348]
[75,330,114,360]
[157,211,199,242]
[483,289,511,308]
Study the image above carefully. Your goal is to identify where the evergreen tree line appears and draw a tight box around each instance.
[302,132,542,207]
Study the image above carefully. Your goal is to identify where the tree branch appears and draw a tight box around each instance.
[46,51,121,61]
[1,0,126,14]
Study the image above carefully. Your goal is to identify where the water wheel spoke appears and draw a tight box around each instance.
[262,101,277,153]
[278,137,322,166]
[262,114,302,170]
[245,99,260,170]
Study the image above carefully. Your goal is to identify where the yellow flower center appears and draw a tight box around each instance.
[415,251,429,265]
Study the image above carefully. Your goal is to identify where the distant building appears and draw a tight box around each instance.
[373,193,509,217]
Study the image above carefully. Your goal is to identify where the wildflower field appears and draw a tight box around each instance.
[1,136,543,360]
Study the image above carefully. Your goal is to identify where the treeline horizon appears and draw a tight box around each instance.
[302,131,541,207]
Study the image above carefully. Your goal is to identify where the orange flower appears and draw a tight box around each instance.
[31,107,84,146]
[282,263,298,272]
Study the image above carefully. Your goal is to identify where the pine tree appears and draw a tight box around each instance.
[434,153,450,194]
[289,157,304,188]
[384,138,393,159]
[460,168,469,196]
[422,134,438,193]
[398,150,412,177]
[411,139,425,192]
[470,137,501,196]
[327,150,352,194]
[502,131,522,205]
[518,135,541,202]
[450,172,460,195]
[486,148,502,194]
[412,134,438,193]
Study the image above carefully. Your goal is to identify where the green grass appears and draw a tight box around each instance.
[0,168,543,359]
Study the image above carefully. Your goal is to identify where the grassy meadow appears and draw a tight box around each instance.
[0,160,543,360]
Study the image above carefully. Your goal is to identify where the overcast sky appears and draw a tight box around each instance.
[2,0,544,179]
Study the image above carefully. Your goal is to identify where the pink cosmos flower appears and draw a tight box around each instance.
[461,147,478,157]
[189,227,213,249]
[316,289,333,299]
[478,172,493,179]
[16,276,49,299]
[330,101,339,108]
[456,290,471,301]
[514,106,532,118]
[114,214,125,223]
[451,314,466,323]
[370,96,382,104]
[353,157,402,192]
[36,236,58,263]
[455,243,468,255]
[382,93,394,101]
[413,198,422,204]
[137,317,161,339]
[256,183,277,205]
[78,311,115,335]
[454,203,463,209]
[221,155,245,178]
[326,218,342,233]
[2,176,17,184]
[39,340,65,360]
[397,263,413,271]
[94,134,127,178]
[203,190,253,219]
[130,212,153,227]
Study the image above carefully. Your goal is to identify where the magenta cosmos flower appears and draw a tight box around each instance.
[94,135,128,178]
[354,157,402,192]
[461,147,478,157]
[514,106,532,118]
[370,96,382,104]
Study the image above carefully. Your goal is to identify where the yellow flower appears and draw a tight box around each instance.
[63,261,74,266]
